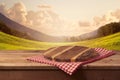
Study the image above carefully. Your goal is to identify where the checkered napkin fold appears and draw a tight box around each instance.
[27,48,115,75]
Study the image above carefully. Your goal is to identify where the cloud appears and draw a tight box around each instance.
[26,4,67,35]
[38,4,52,8]
[0,3,7,15]
[7,2,27,25]
[93,10,120,27]
[79,21,91,27]
[111,9,120,19]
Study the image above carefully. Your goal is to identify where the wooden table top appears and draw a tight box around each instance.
[0,50,120,70]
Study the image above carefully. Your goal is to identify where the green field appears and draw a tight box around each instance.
[0,31,120,50]
[0,31,72,50]
[75,32,120,50]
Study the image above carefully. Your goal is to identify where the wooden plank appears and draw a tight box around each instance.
[0,70,71,80]
[0,50,45,53]
[82,69,120,80]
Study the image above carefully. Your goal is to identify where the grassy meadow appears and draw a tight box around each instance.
[0,31,120,50]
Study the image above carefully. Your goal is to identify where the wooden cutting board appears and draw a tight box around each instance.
[43,46,100,62]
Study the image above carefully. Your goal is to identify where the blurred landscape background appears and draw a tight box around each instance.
[0,0,120,50]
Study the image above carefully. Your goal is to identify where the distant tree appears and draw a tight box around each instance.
[98,22,120,36]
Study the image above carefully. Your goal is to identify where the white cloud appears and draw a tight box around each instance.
[7,2,27,25]
[0,3,7,15]
[93,10,119,27]
[79,21,91,27]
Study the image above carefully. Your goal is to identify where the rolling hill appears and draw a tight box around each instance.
[0,31,120,50]
[0,31,72,50]
[98,22,120,36]
[67,22,120,41]
[75,32,120,50]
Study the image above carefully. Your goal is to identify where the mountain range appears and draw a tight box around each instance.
[0,13,120,42]
[0,13,66,42]
[66,22,120,41]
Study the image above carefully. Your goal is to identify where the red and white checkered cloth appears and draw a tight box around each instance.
[27,48,115,75]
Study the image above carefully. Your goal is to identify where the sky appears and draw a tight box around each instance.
[0,0,120,36]
[1,0,120,21]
